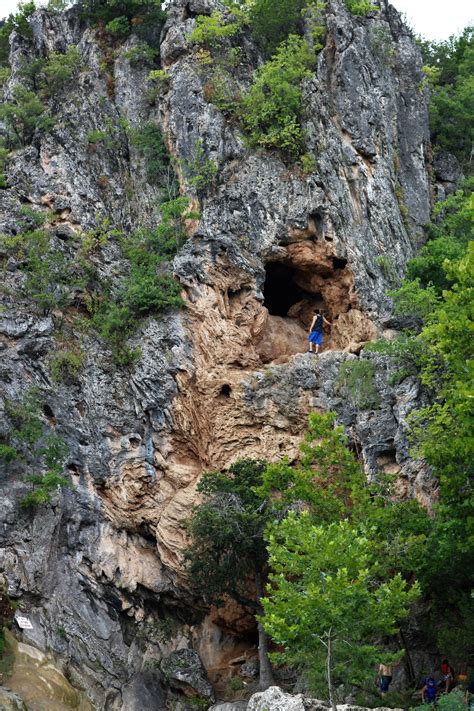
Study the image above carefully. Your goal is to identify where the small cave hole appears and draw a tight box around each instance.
[128,436,141,447]
[263,262,316,317]
[43,403,55,421]
[376,448,400,474]
[219,384,232,398]
[332,256,347,270]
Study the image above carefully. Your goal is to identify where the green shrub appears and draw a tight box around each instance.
[364,332,424,384]
[202,67,240,114]
[0,444,18,462]
[241,35,315,157]
[0,85,53,148]
[250,0,306,55]
[124,43,156,64]
[228,676,244,691]
[128,122,173,185]
[188,8,247,47]
[3,392,71,508]
[336,359,381,410]
[106,16,131,38]
[87,129,107,145]
[345,0,377,16]
[0,67,11,87]
[19,205,47,228]
[49,349,85,384]
[21,469,70,507]
[300,152,317,174]
[0,1,36,66]
[375,254,399,282]
[182,140,218,191]
[42,46,82,94]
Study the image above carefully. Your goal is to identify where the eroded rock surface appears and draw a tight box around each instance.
[0,0,432,707]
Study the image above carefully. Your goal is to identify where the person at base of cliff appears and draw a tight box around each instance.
[441,659,455,693]
[377,662,393,695]
[422,676,438,704]
[307,309,332,354]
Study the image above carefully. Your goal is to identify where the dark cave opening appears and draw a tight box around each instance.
[263,262,318,318]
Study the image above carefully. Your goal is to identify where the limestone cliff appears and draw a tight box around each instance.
[0,0,431,708]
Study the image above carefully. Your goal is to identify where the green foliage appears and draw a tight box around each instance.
[263,515,419,700]
[436,690,467,711]
[87,129,107,144]
[0,1,36,66]
[41,46,82,94]
[419,27,474,167]
[258,411,363,523]
[383,180,473,661]
[0,444,18,462]
[2,391,70,508]
[128,122,174,187]
[389,278,438,321]
[49,349,85,384]
[0,85,53,148]
[106,16,132,37]
[250,0,306,55]
[19,205,47,228]
[241,35,315,157]
[182,140,218,191]
[124,43,156,64]
[185,459,270,606]
[2,228,72,314]
[375,254,399,283]
[344,0,377,16]
[335,359,381,410]
[96,197,189,362]
[364,332,424,384]
[188,8,246,47]
[407,185,473,292]
[83,0,165,40]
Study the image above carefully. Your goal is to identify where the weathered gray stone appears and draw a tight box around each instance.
[0,0,433,708]
[161,649,214,700]
[0,687,28,711]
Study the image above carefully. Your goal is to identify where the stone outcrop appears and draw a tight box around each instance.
[246,687,404,711]
[0,0,432,708]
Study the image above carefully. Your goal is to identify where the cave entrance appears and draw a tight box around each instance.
[263,262,322,319]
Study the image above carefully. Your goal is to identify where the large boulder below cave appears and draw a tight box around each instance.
[161,649,214,701]
[246,687,404,711]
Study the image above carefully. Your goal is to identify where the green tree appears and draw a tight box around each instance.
[185,460,276,690]
[241,35,315,157]
[420,27,474,167]
[250,0,306,55]
[0,1,36,66]
[263,515,419,709]
[0,85,53,148]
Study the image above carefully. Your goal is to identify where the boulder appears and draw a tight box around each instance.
[0,687,28,711]
[161,649,214,701]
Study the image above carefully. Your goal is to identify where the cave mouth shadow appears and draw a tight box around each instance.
[263,261,323,324]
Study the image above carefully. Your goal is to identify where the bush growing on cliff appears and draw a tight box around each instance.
[2,390,71,508]
[0,86,53,148]
[0,1,36,66]
[335,359,381,410]
[250,0,306,55]
[420,27,474,168]
[241,35,315,157]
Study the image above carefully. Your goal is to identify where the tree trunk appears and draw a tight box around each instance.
[255,570,275,691]
[327,629,337,711]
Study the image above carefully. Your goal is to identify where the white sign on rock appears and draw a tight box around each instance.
[15,616,33,630]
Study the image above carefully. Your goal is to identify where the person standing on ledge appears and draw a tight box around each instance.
[307,309,332,355]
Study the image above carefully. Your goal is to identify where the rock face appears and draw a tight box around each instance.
[246,687,403,711]
[0,687,28,711]
[0,0,431,708]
